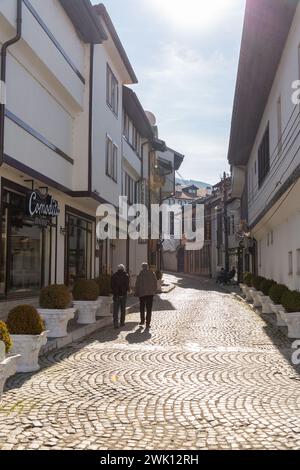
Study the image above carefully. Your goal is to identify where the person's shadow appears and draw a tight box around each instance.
[125,327,152,344]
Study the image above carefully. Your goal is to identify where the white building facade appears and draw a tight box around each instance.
[228,0,300,289]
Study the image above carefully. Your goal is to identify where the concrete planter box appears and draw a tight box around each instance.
[157,280,163,292]
[73,301,99,324]
[240,284,248,296]
[97,296,113,317]
[284,312,300,339]
[10,331,48,373]
[271,304,287,327]
[251,290,264,307]
[246,288,255,302]
[260,296,274,314]
[38,308,76,338]
[0,354,19,400]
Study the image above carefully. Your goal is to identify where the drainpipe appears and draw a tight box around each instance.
[0,0,22,167]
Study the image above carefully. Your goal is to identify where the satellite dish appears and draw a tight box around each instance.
[145,111,156,126]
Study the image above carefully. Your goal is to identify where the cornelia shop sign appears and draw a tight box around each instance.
[27,190,60,226]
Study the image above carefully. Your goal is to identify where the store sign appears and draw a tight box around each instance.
[27,190,60,226]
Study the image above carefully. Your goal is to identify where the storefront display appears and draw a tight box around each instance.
[0,180,57,298]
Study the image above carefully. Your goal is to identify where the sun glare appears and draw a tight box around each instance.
[150,0,235,31]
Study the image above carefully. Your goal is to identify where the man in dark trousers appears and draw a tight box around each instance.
[111,264,130,329]
[135,263,157,329]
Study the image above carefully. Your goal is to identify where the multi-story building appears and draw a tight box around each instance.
[0,0,182,315]
[228,0,300,289]
[0,0,107,313]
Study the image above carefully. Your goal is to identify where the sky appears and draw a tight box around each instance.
[92,0,246,185]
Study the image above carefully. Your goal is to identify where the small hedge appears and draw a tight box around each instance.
[156,270,163,281]
[40,284,71,309]
[252,276,265,291]
[7,306,45,335]
[260,279,276,296]
[73,279,99,301]
[269,284,288,305]
[243,272,253,287]
[95,275,112,297]
[0,321,12,354]
[281,290,300,313]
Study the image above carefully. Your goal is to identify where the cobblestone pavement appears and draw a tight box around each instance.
[1,274,300,450]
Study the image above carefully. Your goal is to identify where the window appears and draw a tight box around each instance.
[123,112,130,140]
[107,64,119,116]
[123,171,136,205]
[231,215,235,235]
[1,186,54,296]
[297,249,300,275]
[106,136,118,182]
[66,213,92,286]
[288,251,293,275]
[258,124,270,187]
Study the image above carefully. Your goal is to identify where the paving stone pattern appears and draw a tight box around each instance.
[1,274,300,450]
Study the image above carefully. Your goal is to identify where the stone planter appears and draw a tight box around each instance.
[252,291,264,308]
[9,331,48,373]
[260,296,274,314]
[73,301,99,324]
[38,308,76,338]
[284,312,300,339]
[96,297,103,317]
[246,288,255,302]
[0,354,19,400]
[271,304,287,327]
[97,296,113,317]
[157,280,163,292]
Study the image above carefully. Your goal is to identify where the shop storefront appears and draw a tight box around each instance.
[0,179,58,299]
[0,178,97,304]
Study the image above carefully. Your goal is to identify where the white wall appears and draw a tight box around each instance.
[92,43,123,206]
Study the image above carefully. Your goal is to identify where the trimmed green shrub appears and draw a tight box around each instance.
[252,276,265,291]
[243,272,253,287]
[281,290,300,313]
[95,275,112,297]
[269,284,289,305]
[7,306,45,335]
[73,279,99,301]
[0,321,12,354]
[260,279,276,296]
[156,270,163,281]
[40,284,71,309]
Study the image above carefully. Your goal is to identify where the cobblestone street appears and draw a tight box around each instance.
[1,274,300,450]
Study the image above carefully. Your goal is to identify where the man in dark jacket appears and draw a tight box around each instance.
[135,263,157,329]
[111,264,130,329]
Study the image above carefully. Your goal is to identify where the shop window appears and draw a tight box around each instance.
[288,251,293,275]
[1,185,55,297]
[65,212,93,286]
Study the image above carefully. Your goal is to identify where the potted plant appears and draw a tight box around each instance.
[251,276,265,307]
[281,290,300,338]
[73,280,99,324]
[0,321,19,400]
[156,270,163,292]
[259,279,277,313]
[38,285,75,338]
[95,275,113,317]
[269,284,289,326]
[7,306,47,373]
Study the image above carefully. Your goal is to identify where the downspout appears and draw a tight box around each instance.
[88,43,94,192]
[0,0,22,167]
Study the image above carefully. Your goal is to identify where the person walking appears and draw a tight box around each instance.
[135,263,157,329]
[111,264,130,329]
